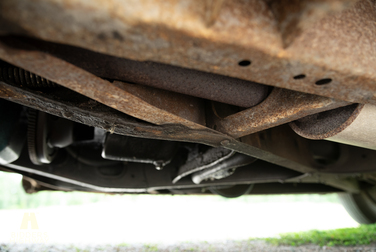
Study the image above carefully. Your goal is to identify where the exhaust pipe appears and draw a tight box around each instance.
[290,103,376,150]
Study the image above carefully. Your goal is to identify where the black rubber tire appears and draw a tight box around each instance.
[338,191,376,224]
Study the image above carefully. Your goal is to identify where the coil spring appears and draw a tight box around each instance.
[0,66,57,88]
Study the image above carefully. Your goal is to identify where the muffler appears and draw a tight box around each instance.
[290,103,376,150]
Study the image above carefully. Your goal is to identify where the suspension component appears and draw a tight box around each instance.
[173,147,256,184]
[27,109,57,165]
[0,99,26,164]
[0,61,57,88]
[191,153,256,184]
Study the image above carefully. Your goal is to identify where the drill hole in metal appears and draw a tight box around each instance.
[238,60,251,67]
[315,78,332,85]
[293,74,306,80]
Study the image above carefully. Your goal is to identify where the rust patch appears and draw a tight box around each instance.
[0,85,22,98]
[0,0,371,107]
[204,0,225,27]
[112,81,206,125]
[267,0,356,48]
[290,103,364,139]
[0,38,207,130]
[11,37,269,108]
[215,88,351,138]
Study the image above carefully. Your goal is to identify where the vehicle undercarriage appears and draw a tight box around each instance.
[1,0,376,223]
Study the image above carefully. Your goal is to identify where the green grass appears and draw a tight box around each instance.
[143,244,159,251]
[264,224,376,246]
[117,243,129,247]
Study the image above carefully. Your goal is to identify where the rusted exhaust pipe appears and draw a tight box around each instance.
[290,103,376,150]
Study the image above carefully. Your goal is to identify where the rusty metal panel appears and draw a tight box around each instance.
[0,38,207,130]
[2,0,375,106]
[3,37,269,108]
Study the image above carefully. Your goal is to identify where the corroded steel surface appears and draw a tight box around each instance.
[0,38,207,130]
[10,37,269,108]
[112,81,206,125]
[2,0,375,106]
[0,37,354,140]
[291,103,376,151]
[290,104,362,139]
[215,88,350,138]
